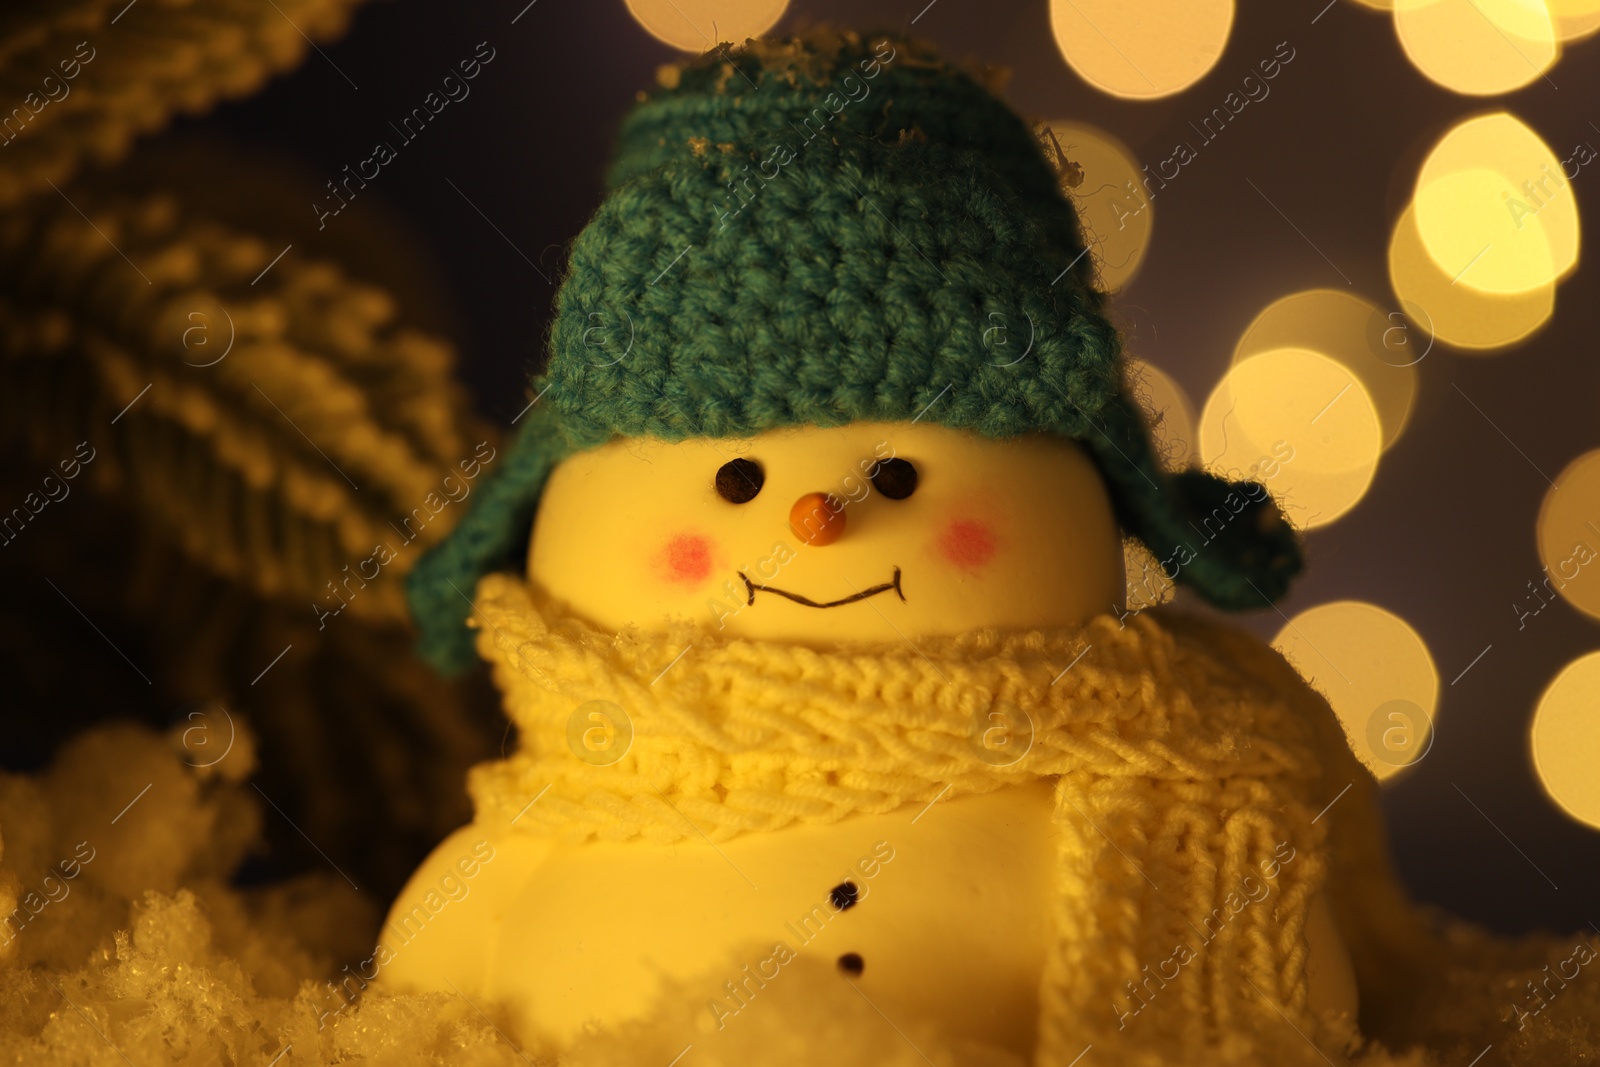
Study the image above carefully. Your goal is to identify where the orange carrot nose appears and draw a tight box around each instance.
[790,492,847,546]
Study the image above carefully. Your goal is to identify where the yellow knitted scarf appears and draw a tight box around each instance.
[467,571,1405,1064]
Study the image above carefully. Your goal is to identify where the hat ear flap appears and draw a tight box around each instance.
[1082,395,1303,613]
[407,403,572,674]
[1160,467,1303,609]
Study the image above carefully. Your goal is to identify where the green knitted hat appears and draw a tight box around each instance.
[408,28,1302,673]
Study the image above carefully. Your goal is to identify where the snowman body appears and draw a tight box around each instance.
[385,422,1357,1055]
[384,781,1057,1058]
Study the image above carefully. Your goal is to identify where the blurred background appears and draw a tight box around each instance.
[1,0,1596,937]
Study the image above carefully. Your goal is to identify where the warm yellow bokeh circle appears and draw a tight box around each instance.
[1549,0,1600,40]
[1199,348,1383,530]
[1393,0,1559,96]
[1234,289,1419,452]
[1414,113,1579,297]
[624,0,788,51]
[1531,652,1600,829]
[1050,0,1235,99]
[1043,121,1153,291]
[1388,202,1555,352]
[1272,601,1440,782]
[1536,449,1600,621]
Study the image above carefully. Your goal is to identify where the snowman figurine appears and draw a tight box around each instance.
[385,30,1391,1066]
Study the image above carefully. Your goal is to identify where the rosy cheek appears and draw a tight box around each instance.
[935,519,999,572]
[652,533,716,586]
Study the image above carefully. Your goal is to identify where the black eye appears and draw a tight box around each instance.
[870,457,917,500]
[715,458,764,503]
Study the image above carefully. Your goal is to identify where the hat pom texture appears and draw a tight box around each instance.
[407,29,1303,673]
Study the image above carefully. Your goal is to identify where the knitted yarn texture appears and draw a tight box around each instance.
[405,30,1304,674]
[468,571,1347,1063]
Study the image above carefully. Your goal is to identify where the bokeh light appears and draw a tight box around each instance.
[1273,601,1440,782]
[1199,348,1382,529]
[1531,652,1600,829]
[1388,202,1555,351]
[624,0,788,51]
[1050,0,1234,99]
[1536,449,1600,621]
[1129,358,1195,471]
[1043,121,1153,291]
[1331,0,1600,46]
[1393,0,1558,96]
[1549,0,1600,40]
[1414,113,1579,296]
[1234,289,1419,451]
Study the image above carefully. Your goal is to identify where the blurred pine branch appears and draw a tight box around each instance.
[0,0,508,897]
[0,190,490,621]
[0,0,363,207]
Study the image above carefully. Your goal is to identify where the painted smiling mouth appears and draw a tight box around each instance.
[737,566,905,608]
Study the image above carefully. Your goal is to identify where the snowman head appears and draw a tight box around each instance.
[407,30,1302,672]
[526,421,1123,642]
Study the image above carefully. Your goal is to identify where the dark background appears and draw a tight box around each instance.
[12,0,1600,935]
